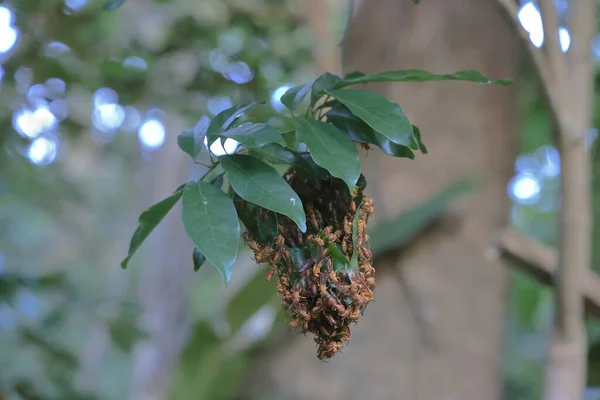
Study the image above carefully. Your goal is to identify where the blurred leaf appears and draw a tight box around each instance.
[369,179,478,257]
[326,89,417,149]
[281,82,312,111]
[108,317,149,353]
[335,69,513,88]
[248,143,326,179]
[217,123,286,148]
[412,125,428,154]
[311,72,342,105]
[296,119,360,194]
[179,321,219,367]
[20,328,78,369]
[170,322,248,400]
[226,270,277,334]
[206,102,257,142]
[182,181,240,285]
[193,247,207,272]
[103,0,127,11]
[178,117,210,162]
[325,102,415,159]
[221,154,306,232]
[589,340,600,386]
[121,187,184,269]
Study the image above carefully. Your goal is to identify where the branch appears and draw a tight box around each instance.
[495,0,552,91]
[496,0,596,398]
[538,0,567,85]
[495,0,560,115]
[497,229,600,319]
[567,0,596,142]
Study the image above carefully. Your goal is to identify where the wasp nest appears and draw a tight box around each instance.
[242,170,375,360]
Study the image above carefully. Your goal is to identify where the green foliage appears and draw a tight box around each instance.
[121,188,184,269]
[281,82,313,111]
[206,103,259,144]
[335,69,513,87]
[178,119,210,163]
[217,123,286,149]
[124,69,510,283]
[296,119,360,194]
[222,154,306,231]
[182,181,240,285]
[193,247,207,272]
[326,89,417,149]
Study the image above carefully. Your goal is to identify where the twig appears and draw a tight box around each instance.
[497,229,600,318]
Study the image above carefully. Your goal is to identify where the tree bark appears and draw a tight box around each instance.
[242,1,520,399]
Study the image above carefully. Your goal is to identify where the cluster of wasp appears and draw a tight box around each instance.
[242,169,375,360]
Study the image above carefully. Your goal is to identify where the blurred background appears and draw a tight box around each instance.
[1,0,600,399]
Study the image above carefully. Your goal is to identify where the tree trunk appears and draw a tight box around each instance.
[130,114,196,400]
[242,1,520,399]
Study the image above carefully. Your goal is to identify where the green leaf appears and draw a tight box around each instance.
[247,143,326,179]
[311,73,342,105]
[343,71,365,80]
[334,69,513,88]
[121,187,184,269]
[103,0,126,10]
[177,116,210,161]
[317,232,349,271]
[326,89,417,149]
[369,179,478,257]
[325,102,415,159]
[182,181,240,285]
[233,194,279,243]
[221,154,306,232]
[206,102,257,140]
[412,125,428,154]
[210,173,225,190]
[217,122,286,148]
[193,248,207,272]
[281,82,312,111]
[296,119,360,194]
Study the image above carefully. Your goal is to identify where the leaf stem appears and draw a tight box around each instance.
[199,163,219,181]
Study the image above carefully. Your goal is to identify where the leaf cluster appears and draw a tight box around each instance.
[121,69,511,284]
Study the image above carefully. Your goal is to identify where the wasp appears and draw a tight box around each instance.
[298,258,315,273]
[322,311,338,327]
[349,200,357,214]
[291,304,311,321]
[271,235,286,263]
[306,204,320,231]
[313,235,326,248]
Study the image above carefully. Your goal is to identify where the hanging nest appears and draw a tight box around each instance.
[238,168,375,360]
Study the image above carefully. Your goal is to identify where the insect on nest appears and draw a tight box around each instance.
[241,169,375,360]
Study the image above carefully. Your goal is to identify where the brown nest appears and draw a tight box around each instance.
[240,169,375,360]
